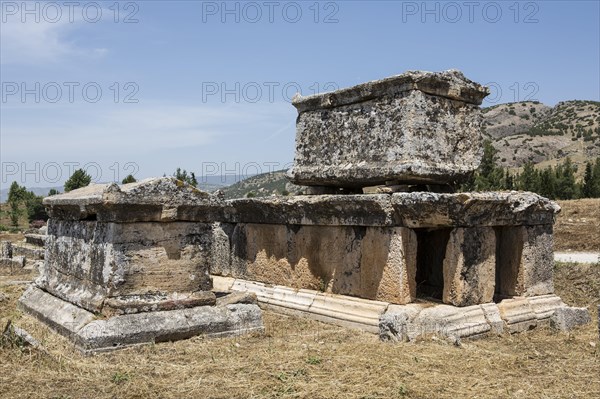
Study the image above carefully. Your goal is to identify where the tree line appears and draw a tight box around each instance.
[462,141,600,200]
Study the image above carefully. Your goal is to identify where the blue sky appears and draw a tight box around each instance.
[1,0,599,188]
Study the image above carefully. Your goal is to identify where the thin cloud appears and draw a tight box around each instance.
[0,11,110,65]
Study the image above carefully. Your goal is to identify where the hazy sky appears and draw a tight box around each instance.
[1,0,599,188]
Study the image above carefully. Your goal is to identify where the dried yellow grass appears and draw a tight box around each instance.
[554,199,600,252]
[1,262,599,399]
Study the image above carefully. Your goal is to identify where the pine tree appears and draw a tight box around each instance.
[173,168,198,187]
[64,169,92,192]
[582,161,594,198]
[504,169,514,190]
[554,157,577,200]
[122,174,137,184]
[518,162,540,193]
[473,140,504,190]
[592,157,600,198]
[7,181,26,227]
[538,167,556,199]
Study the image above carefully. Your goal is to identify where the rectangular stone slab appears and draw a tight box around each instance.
[18,286,264,354]
[226,191,559,227]
[288,70,489,187]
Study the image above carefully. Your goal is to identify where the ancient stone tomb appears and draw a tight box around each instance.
[19,70,590,350]
[19,179,263,352]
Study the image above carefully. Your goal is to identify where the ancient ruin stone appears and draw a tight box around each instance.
[0,241,13,258]
[18,69,589,347]
[210,192,560,306]
[288,70,490,187]
[19,177,264,352]
[44,177,225,222]
[226,191,560,227]
[37,177,226,315]
[442,227,496,306]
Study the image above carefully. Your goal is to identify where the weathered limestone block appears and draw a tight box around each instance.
[391,191,560,228]
[550,307,592,331]
[0,256,26,273]
[19,286,263,353]
[216,276,389,333]
[519,224,554,296]
[218,223,417,304]
[497,297,537,333]
[0,241,13,258]
[227,194,395,226]
[24,234,46,247]
[37,178,225,315]
[288,70,489,187]
[442,227,496,307]
[225,191,560,228]
[11,244,44,260]
[44,177,224,222]
[38,219,215,314]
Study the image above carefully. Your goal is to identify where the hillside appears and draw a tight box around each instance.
[221,170,302,199]
[483,100,600,175]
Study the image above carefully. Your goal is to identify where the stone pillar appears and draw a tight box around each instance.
[519,224,554,296]
[360,227,417,304]
[443,227,496,306]
[0,241,13,259]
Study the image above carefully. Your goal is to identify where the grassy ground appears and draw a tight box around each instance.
[555,199,600,252]
[0,262,598,399]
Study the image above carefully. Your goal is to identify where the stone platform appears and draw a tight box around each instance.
[213,276,590,341]
[214,191,561,307]
[19,286,263,354]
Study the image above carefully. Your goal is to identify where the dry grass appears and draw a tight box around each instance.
[554,199,600,252]
[1,263,599,399]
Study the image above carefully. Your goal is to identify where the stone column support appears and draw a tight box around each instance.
[443,227,496,307]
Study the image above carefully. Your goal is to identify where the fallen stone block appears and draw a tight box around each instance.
[2,320,41,348]
[550,306,591,331]
[0,256,26,273]
[11,244,44,260]
[24,234,46,247]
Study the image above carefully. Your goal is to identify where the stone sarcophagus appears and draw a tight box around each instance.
[19,178,263,352]
[288,70,490,188]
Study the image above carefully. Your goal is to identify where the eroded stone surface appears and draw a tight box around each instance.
[37,219,215,314]
[442,227,496,306]
[215,223,417,304]
[44,177,224,222]
[19,286,264,353]
[227,191,559,227]
[288,70,490,187]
